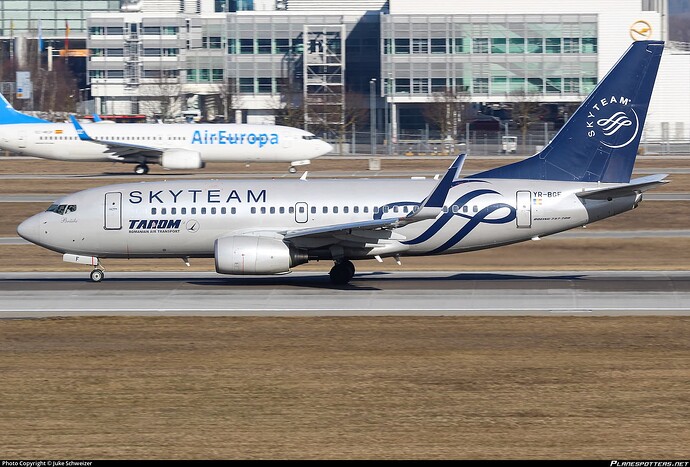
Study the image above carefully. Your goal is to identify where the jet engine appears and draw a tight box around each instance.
[214,236,308,275]
[160,149,204,169]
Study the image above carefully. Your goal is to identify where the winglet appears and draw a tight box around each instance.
[403,154,465,221]
[69,115,92,141]
[92,114,102,122]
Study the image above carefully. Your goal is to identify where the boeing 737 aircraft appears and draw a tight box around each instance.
[0,95,332,174]
[18,41,668,284]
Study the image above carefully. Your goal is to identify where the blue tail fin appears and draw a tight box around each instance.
[0,93,50,124]
[472,40,664,183]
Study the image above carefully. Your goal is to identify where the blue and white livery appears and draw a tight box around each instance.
[18,41,669,284]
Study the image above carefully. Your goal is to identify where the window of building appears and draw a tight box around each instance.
[545,38,561,54]
[527,38,543,53]
[563,77,580,93]
[412,78,428,94]
[581,38,597,53]
[430,38,446,54]
[509,37,525,54]
[395,78,410,94]
[162,26,178,35]
[394,38,410,54]
[240,38,254,54]
[473,77,489,94]
[546,77,562,94]
[527,78,543,93]
[491,37,506,54]
[240,77,254,93]
[257,77,272,93]
[563,38,580,54]
[412,38,428,54]
[257,38,272,54]
[473,38,489,54]
[275,38,291,54]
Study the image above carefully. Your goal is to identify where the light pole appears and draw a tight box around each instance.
[369,78,376,155]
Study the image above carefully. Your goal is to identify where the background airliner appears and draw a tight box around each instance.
[0,95,332,174]
[18,41,667,285]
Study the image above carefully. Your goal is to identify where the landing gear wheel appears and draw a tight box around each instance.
[329,260,355,285]
[134,164,149,175]
[90,269,105,282]
[288,166,297,174]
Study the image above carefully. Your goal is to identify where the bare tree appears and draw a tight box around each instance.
[139,81,182,122]
[275,76,306,128]
[509,90,546,144]
[214,77,239,123]
[421,87,471,141]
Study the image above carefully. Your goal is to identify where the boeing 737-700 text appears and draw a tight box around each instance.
[18,41,668,284]
[0,96,332,174]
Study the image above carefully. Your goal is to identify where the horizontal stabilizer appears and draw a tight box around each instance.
[576,174,669,200]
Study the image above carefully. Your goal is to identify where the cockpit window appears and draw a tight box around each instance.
[302,135,316,140]
[46,204,77,215]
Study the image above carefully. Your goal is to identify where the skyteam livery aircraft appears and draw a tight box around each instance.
[0,95,333,174]
[18,41,668,284]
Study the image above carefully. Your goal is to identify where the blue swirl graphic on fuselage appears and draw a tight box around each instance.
[373,201,421,220]
[403,189,516,254]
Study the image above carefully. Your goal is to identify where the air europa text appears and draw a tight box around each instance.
[190,130,279,147]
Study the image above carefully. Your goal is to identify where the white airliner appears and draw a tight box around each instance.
[18,41,668,284]
[0,96,333,174]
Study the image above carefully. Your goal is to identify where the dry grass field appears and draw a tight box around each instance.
[0,156,689,459]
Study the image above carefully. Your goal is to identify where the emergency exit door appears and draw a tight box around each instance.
[516,191,532,228]
[104,192,122,230]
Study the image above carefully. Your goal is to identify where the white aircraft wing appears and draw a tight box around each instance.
[70,115,165,161]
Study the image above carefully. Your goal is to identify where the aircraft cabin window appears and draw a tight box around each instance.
[191,207,196,214]
[473,205,479,213]
[462,206,468,213]
[201,207,207,215]
[374,207,379,214]
[251,207,257,214]
[333,206,338,214]
[452,205,459,213]
[354,206,359,213]
[270,207,276,214]
[151,208,157,214]
[289,207,294,214]
[181,207,187,215]
[279,207,285,214]
[161,208,167,214]
[261,207,266,214]
[344,206,349,214]
[310,206,316,214]
[364,206,369,213]
[323,206,328,214]
[171,208,176,215]
[231,207,236,214]
[221,207,226,214]
[211,207,217,214]
[393,206,398,213]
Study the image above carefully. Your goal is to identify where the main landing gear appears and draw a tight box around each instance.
[329,260,355,285]
[134,163,150,175]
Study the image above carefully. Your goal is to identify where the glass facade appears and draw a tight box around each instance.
[0,0,119,37]
[381,14,598,98]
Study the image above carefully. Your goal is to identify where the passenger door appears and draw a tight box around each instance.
[104,192,122,230]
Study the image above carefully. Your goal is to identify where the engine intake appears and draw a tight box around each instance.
[214,236,308,275]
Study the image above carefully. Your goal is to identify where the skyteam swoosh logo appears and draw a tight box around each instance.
[403,189,515,254]
[597,111,633,136]
[586,96,640,149]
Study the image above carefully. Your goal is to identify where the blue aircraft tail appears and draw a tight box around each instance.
[472,40,664,183]
[0,93,50,124]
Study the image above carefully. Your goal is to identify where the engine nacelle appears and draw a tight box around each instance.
[214,236,308,275]
[160,149,204,169]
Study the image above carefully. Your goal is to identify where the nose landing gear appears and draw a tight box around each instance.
[134,163,149,175]
[90,268,105,282]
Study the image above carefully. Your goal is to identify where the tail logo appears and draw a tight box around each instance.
[587,96,640,149]
[597,111,633,136]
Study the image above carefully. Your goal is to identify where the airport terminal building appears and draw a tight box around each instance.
[2,0,688,149]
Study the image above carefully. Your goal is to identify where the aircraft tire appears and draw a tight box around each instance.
[288,166,297,173]
[329,261,355,285]
[90,269,104,282]
[134,164,149,175]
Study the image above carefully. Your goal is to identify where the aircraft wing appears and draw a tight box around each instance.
[576,174,669,200]
[69,115,164,161]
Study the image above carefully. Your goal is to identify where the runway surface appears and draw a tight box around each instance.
[1,270,688,318]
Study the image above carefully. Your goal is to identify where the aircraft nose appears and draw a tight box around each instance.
[17,214,41,244]
[320,140,334,154]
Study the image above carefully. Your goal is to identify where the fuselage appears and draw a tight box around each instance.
[17,177,637,261]
[0,122,332,163]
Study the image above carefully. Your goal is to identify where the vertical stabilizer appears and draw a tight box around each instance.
[0,93,50,124]
[472,41,664,183]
